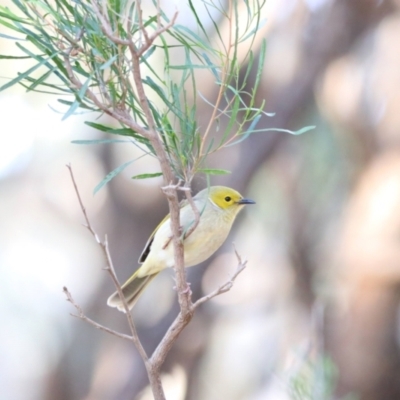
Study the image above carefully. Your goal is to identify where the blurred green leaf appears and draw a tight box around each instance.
[198,168,231,175]
[85,121,139,136]
[292,125,316,135]
[0,50,60,91]
[0,32,25,40]
[131,172,163,179]
[0,54,30,59]
[94,159,135,195]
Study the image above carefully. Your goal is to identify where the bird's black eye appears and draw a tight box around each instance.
[225,196,232,202]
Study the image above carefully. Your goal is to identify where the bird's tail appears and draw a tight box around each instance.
[107,269,159,312]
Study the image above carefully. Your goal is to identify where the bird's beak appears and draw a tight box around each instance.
[237,198,256,205]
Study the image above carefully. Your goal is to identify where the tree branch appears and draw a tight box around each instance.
[61,47,146,135]
[150,245,247,369]
[65,164,149,362]
[66,164,170,399]
[150,310,193,370]
[161,182,194,313]
[90,0,130,46]
[63,286,133,342]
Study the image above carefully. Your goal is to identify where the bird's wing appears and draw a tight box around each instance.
[138,199,190,264]
[138,213,170,263]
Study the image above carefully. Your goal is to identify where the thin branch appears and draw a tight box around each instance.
[66,164,169,400]
[90,0,130,45]
[151,245,247,369]
[131,0,178,57]
[136,11,178,57]
[161,182,194,312]
[65,164,149,363]
[194,246,247,308]
[60,43,149,137]
[151,310,193,370]
[179,185,201,241]
[156,0,162,30]
[128,44,158,136]
[136,0,150,45]
[125,8,177,137]
[56,3,152,139]
[92,55,113,106]
[63,287,133,342]
[66,163,98,239]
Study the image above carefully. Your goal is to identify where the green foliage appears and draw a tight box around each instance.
[0,0,312,190]
[132,172,162,179]
[93,158,137,194]
[289,355,336,400]
[198,168,231,175]
[288,354,358,400]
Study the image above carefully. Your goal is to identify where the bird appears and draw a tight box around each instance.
[107,186,255,311]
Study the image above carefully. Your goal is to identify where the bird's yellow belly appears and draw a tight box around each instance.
[182,219,230,267]
[140,206,234,275]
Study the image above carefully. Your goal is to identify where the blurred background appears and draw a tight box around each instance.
[1,0,400,399]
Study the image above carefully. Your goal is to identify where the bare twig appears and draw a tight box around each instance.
[90,0,130,46]
[133,3,178,57]
[66,164,171,399]
[56,10,147,136]
[66,163,98,239]
[61,47,144,133]
[63,287,133,341]
[151,245,247,369]
[136,0,150,45]
[156,0,162,30]
[194,246,247,308]
[65,164,148,363]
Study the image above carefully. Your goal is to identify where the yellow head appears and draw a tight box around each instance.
[195,186,255,215]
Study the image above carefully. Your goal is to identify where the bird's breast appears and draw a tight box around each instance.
[182,211,233,267]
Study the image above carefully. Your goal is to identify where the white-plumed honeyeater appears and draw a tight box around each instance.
[107,186,255,311]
